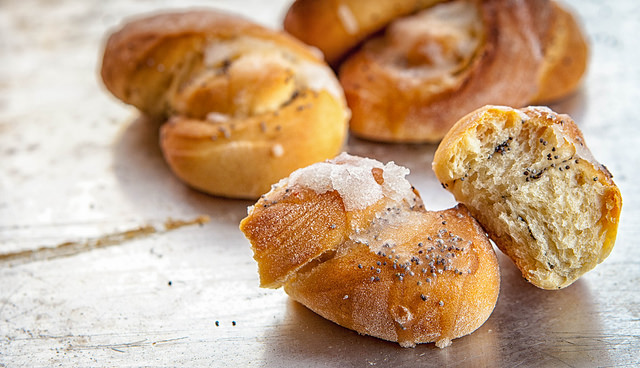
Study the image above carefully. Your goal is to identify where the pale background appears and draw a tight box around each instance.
[1,0,639,366]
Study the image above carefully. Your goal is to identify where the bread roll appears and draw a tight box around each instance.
[101,10,349,198]
[433,105,622,289]
[339,0,547,142]
[283,0,444,65]
[240,153,500,348]
[285,0,588,143]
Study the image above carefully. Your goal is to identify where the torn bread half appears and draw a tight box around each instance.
[433,105,621,289]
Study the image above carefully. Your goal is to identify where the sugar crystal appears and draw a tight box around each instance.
[287,153,414,211]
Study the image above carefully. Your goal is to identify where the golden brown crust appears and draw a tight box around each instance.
[433,105,622,289]
[283,0,444,65]
[283,204,499,348]
[160,90,348,198]
[101,10,349,198]
[101,11,320,115]
[339,0,547,143]
[237,186,350,288]
[240,154,500,347]
[286,0,588,143]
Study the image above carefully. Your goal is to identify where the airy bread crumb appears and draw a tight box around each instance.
[433,105,622,289]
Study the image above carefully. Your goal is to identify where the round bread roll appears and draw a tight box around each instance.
[432,105,622,289]
[101,10,349,198]
[339,0,548,142]
[283,0,444,65]
[240,153,500,348]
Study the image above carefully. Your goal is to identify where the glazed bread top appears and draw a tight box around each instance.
[244,153,420,287]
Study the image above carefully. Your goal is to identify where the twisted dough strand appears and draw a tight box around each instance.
[101,10,349,198]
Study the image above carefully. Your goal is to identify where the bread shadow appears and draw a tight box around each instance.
[259,292,502,367]
[110,115,252,225]
[258,251,610,367]
[259,298,496,367]
[489,251,612,367]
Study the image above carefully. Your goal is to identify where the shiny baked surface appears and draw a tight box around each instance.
[1,0,639,366]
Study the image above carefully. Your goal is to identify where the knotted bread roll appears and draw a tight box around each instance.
[285,0,588,143]
[433,106,622,289]
[101,10,349,198]
[240,153,500,348]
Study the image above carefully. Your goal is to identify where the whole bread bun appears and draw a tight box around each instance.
[339,0,548,142]
[433,105,622,289]
[240,153,500,348]
[285,0,588,143]
[101,10,349,198]
[283,0,444,65]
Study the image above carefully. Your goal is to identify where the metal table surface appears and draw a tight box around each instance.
[1,0,639,366]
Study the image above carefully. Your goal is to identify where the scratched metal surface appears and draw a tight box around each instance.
[1,0,639,366]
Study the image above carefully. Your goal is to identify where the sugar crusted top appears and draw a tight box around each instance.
[287,153,415,211]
